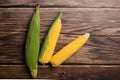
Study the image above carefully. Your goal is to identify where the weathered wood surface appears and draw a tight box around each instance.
[0,32,120,64]
[0,8,120,35]
[0,0,120,8]
[0,65,120,80]
[0,0,120,79]
[0,8,120,65]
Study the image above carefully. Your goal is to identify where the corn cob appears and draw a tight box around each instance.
[25,5,40,78]
[50,33,90,67]
[39,12,62,64]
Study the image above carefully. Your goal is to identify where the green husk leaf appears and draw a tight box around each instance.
[25,4,40,78]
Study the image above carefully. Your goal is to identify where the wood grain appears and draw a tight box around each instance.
[0,65,120,79]
[0,8,120,35]
[0,32,120,64]
[0,0,120,8]
[0,0,120,79]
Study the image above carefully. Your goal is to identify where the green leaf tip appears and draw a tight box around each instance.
[36,4,40,11]
[57,12,62,19]
[31,69,37,78]
[36,4,40,8]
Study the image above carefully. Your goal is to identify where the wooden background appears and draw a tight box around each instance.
[0,0,120,79]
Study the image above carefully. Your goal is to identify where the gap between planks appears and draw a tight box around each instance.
[1,64,120,67]
[1,5,120,9]
[1,7,120,10]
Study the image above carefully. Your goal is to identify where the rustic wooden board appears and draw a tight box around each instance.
[0,0,120,79]
[0,65,120,79]
[0,0,120,8]
[0,8,120,64]
[0,8,120,35]
[0,32,120,64]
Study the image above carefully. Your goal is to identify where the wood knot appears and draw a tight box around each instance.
[59,72,68,80]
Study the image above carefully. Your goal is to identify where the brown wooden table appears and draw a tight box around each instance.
[0,0,120,79]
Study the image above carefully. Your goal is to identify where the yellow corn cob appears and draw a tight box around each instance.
[50,33,90,67]
[39,12,62,64]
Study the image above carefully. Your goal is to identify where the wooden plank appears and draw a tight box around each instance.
[0,8,120,35]
[0,0,120,8]
[0,32,120,64]
[0,65,120,79]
